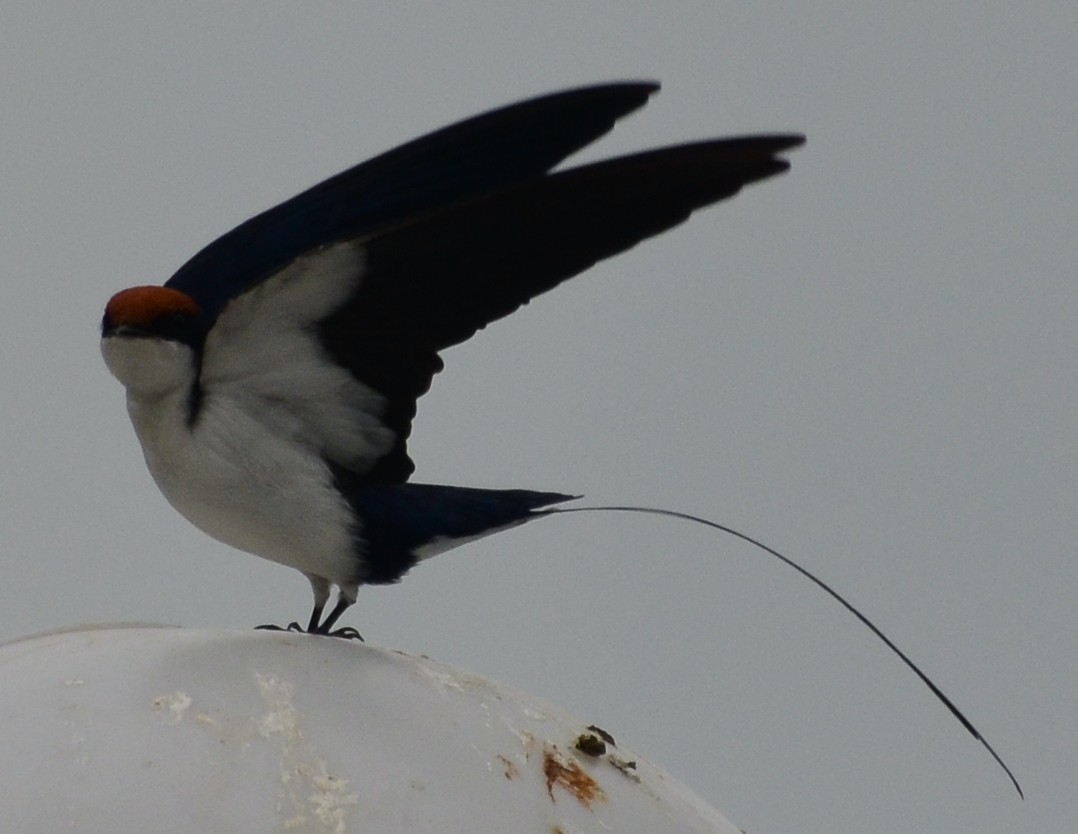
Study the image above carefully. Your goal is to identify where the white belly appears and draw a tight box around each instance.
[127,388,361,586]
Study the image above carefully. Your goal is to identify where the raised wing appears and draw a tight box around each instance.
[326,134,805,482]
[184,83,802,485]
[166,82,660,321]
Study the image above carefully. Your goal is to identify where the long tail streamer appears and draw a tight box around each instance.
[553,504,1022,798]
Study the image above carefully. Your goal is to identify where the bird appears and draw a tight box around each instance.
[98,83,1027,794]
[101,81,803,637]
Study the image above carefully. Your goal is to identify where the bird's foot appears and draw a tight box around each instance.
[255,622,362,640]
[319,626,364,641]
[255,622,305,633]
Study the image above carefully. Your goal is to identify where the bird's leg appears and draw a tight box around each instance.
[256,576,361,638]
[313,589,363,640]
[256,573,330,633]
[302,573,334,633]
[306,602,326,633]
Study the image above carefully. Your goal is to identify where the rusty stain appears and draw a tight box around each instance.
[496,755,519,780]
[543,745,606,808]
[573,732,607,757]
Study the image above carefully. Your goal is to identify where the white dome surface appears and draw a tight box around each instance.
[0,625,741,833]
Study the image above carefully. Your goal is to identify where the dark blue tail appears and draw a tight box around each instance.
[342,481,577,584]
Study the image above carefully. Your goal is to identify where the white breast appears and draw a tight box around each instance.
[129,381,361,584]
[101,306,364,586]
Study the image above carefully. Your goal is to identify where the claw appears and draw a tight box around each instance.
[325,626,364,641]
[254,621,305,633]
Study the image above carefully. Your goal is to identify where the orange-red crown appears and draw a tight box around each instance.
[104,286,200,326]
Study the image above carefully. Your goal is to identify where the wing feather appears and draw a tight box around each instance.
[177,83,801,484]
[324,135,804,481]
[166,82,659,321]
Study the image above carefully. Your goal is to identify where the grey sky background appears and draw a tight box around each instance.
[2,4,1074,832]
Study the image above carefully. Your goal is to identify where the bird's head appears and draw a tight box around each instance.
[101,286,206,396]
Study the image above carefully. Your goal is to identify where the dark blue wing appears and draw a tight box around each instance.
[322,134,805,482]
[165,82,659,321]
